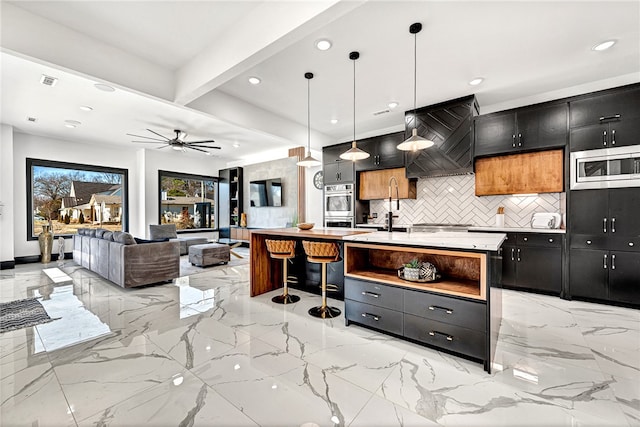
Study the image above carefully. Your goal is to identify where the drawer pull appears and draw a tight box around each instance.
[428,305,453,314]
[548,238,554,243]
[361,312,380,321]
[523,237,528,241]
[599,114,621,122]
[361,291,380,298]
[629,242,634,247]
[428,331,454,341]
[586,240,592,245]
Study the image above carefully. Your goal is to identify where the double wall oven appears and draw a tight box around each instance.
[324,183,355,228]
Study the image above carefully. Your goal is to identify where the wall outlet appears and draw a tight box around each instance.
[372,212,378,218]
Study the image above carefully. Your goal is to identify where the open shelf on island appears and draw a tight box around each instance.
[344,242,486,301]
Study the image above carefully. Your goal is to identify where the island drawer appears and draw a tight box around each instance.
[516,233,562,247]
[403,314,485,360]
[403,290,486,331]
[344,278,404,311]
[345,300,403,336]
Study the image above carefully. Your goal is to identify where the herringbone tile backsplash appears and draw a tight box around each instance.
[369,175,564,228]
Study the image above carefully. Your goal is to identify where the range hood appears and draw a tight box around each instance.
[404,95,478,178]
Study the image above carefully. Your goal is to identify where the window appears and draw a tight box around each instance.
[27,158,128,240]
[158,170,217,231]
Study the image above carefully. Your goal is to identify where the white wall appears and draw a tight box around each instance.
[10,131,226,258]
[0,125,15,264]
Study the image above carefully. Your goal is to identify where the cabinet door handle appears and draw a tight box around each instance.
[523,237,528,241]
[361,312,380,321]
[599,114,621,122]
[611,129,616,146]
[361,291,380,298]
[548,238,554,243]
[511,248,515,261]
[428,331,454,341]
[586,240,592,245]
[336,172,339,181]
[603,130,607,146]
[428,305,453,314]
[603,217,607,233]
[518,133,522,147]
[517,248,521,262]
[603,254,608,269]
[611,254,616,270]
[611,217,616,233]
[512,134,516,148]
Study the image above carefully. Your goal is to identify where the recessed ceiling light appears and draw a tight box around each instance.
[232,142,240,148]
[64,120,81,128]
[592,40,616,51]
[40,74,58,87]
[315,39,332,51]
[248,76,261,85]
[387,101,399,109]
[94,83,115,92]
[469,77,484,86]
[79,105,93,111]
[330,119,338,124]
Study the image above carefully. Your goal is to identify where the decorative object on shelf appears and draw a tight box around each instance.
[340,51,370,161]
[403,258,422,280]
[496,206,505,227]
[398,259,440,282]
[240,212,247,228]
[397,23,435,152]
[38,225,54,263]
[297,72,322,167]
[313,171,323,189]
[127,129,220,155]
[297,223,314,230]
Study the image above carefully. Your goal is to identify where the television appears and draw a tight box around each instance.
[249,178,282,207]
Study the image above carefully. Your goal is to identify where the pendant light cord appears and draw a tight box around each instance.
[307,77,311,153]
[353,58,356,142]
[413,31,417,130]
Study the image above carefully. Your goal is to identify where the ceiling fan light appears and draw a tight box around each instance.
[397,128,435,151]
[340,141,370,161]
[171,145,182,151]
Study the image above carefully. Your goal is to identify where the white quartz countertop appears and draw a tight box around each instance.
[342,231,507,251]
[469,226,566,234]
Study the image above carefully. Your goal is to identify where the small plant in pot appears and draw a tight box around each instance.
[403,258,422,280]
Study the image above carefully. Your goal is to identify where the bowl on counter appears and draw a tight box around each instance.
[297,223,314,230]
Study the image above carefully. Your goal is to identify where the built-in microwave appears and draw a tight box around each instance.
[570,145,640,190]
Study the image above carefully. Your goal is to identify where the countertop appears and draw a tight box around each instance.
[469,226,566,234]
[251,227,371,240]
[342,231,507,251]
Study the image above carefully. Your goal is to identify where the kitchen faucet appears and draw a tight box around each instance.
[388,176,400,232]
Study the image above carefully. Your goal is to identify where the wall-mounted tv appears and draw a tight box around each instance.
[249,178,282,207]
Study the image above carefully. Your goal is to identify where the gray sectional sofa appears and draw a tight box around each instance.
[72,228,180,288]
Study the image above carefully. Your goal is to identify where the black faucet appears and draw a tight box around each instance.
[388,176,400,232]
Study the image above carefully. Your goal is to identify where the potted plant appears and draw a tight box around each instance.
[403,258,422,281]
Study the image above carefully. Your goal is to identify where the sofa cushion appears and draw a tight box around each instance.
[112,231,136,245]
[88,229,97,237]
[95,228,106,238]
[149,224,177,240]
[102,231,114,241]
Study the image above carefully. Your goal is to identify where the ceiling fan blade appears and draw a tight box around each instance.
[187,146,209,153]
[131,140,167,144]
[191,145,221,149]
[126,133,167,142]
[186,140,216,144]
[146,129,171,140]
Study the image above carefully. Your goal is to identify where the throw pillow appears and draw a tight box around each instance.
[114,232,136,245]
[134,237,170,244]
[102,231,114,241]
[149,224,177,240]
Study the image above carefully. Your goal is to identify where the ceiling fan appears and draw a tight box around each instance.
[127,129,221,154]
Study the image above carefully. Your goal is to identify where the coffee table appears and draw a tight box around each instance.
[215,238,244,259]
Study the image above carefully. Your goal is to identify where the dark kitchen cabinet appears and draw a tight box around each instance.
[323,143,355,184]
[474,102,568,157]
[354,131,405,171]
[569,85,640,151]
[609,251,640,304]
[500,233,563,295]
[218,167,243,239]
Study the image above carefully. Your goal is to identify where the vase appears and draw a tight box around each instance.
[38,225,54,263]
[404,267,421,281]
[240,213,247,228]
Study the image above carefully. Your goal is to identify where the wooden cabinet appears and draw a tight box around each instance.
[474,102,568,157]
[569,85,640,151]
[323,143,355,184]
[358,167,416,200]
[500,233,563,295]
[218,167,243,239]
[230,226,250,241]
[474,149,564,196]
[354,131,405,171]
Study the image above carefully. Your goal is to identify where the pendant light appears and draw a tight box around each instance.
[397,22,435,151]
[297,72,322,167]
[339,51,370,161]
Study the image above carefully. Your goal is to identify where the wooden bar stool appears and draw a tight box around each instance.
[265,239,300,304]
[302,241,341,319]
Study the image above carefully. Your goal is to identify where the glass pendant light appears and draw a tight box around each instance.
[397,23,435,152]
[297,72,322,167]
[340,51,370,161]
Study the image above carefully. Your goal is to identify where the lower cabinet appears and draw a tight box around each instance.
[569,248,640,305]
[345,277,487,364]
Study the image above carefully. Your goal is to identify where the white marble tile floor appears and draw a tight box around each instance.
[0,260,638,426]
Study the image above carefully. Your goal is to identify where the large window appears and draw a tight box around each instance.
[27,158,128,240]
[158,170,217,231]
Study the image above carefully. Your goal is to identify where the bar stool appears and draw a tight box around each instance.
[302,241,341,319]
[265,239,300,304]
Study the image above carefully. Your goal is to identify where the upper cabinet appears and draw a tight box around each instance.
[322,143,355,185]
[569,85,640,151]
[404,95,478,178]
[474,102,568,158]
[354,131,405,171]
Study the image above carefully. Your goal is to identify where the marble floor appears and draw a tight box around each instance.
[1,260,638,427]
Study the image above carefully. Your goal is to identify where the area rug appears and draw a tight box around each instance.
[179,246,250,277]
[0,298,55,333]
